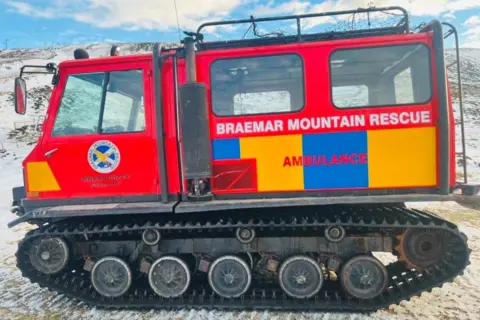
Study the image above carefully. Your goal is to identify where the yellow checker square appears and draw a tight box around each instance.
[240,134,304,192]
[367,127,437,188]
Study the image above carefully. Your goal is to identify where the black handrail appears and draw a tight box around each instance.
[442,22,467,184]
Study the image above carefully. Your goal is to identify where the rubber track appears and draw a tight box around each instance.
[14,206,471,312]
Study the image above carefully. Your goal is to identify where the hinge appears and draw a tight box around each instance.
[147,69,152,76]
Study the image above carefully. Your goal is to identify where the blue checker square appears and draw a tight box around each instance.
[302,131,369,190]
[212,138,240,160]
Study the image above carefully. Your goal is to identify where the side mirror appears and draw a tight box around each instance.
[14,77,27,115]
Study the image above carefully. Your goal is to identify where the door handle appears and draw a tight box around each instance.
[45,148,58,158]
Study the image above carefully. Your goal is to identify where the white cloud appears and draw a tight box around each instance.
[443,12,456,19]
[254,0,310,16]
[462,29,480,48]
[462,15,480,48]
[446,0,480,13]
[464,16,480,26]
[251,0,465,31]
[464,26,480,36]
[5,0,480,39]
[5,0,249,32]
[5,1,55,18]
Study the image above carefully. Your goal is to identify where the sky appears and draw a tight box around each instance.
[0,0,479,49]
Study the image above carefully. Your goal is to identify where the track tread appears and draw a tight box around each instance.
[14,205,470,312]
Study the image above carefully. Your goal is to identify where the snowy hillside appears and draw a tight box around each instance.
[0,42,479,319]
[444,48,480,182]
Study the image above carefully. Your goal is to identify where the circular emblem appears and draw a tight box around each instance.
[88,140,121,174]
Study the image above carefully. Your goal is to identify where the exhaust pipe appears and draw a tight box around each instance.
[179,34,212,200]
[184,36,197,82]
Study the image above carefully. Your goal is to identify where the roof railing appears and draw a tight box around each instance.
[195,6,409,50]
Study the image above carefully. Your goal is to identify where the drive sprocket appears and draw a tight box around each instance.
[394,228,450,270]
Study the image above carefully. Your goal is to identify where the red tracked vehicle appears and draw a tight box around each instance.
[7,6,480,312]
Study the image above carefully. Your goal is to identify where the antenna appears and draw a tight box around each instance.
[173,0,182,41]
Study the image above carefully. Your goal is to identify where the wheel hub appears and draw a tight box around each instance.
[295,274,307,285]
[224,273,235,284]
[105,271,119,284]
[330,228,340,238]
[360,272,373,286]
[163,273,175,283]
[160,267,178,283]
[241,229,251,239]
[41,251,50,261]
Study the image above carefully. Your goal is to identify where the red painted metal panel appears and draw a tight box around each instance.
[22,30,459,202]
[212,159,257,194]
[29,57,161,199]
[193,32,450,193]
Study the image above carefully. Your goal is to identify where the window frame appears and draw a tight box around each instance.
[328,42,433,110]
[209,53,306,118]
[50,68,147,137]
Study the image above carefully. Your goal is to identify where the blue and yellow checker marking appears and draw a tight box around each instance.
[212,127,437,192]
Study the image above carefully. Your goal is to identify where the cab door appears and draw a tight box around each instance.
[38,58,160,199]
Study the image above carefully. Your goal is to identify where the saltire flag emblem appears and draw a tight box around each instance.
[88,140,121,174]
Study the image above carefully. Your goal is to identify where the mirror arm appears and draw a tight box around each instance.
[19,63,58,79]
[15,62,58,115]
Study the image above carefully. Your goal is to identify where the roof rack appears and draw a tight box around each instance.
[196,6,409,51]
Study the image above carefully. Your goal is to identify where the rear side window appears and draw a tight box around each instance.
[330,44,432,108]
[210,54,305,116]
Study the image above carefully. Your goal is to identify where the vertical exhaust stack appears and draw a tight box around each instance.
[179,35,213,200]
[184,37,197,82]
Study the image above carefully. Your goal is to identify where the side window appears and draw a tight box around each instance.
[102,70,145,133]
[210,54,304,116]
[330,44,431,108]
[52,69,145,136]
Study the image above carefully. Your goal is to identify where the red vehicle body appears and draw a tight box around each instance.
[7,6,480,313]
[16,32,460,206]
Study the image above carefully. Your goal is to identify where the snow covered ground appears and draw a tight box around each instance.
[0,43,479,319]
